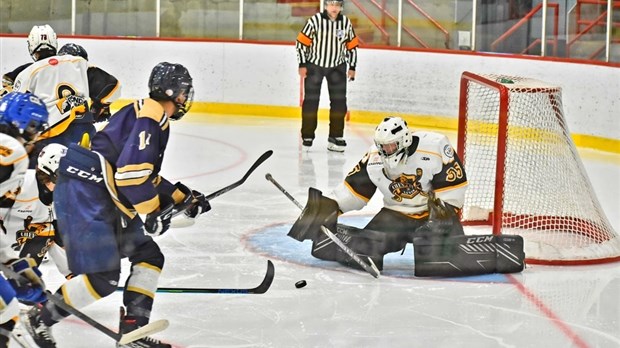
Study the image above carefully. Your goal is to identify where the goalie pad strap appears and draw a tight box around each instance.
[413,234,525,277]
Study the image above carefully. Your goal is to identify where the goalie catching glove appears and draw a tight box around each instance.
[5,257,46,303]
[415,191,464,238]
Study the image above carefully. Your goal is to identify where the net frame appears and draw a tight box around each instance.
[457,71,620,265]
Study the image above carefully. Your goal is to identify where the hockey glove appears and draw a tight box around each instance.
[6,257,46,303]
[415,192,464,238]
[143,195,174,236]
[185,190,211,218]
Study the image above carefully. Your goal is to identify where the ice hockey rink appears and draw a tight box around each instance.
[11,113,620,348]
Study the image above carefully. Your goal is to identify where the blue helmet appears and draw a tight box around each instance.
[0,92,49,138]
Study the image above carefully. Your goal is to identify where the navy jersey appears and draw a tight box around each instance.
[91,98,173,215]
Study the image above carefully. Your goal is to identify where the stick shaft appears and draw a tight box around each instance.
[265,173,303,209]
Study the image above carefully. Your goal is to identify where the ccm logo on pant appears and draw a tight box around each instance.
[66,166,103,183]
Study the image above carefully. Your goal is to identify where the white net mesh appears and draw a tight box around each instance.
[459,72,620,264]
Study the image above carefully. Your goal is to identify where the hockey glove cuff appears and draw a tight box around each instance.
[143,195,174,236]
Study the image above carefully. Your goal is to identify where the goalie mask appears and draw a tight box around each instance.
[374,116,413,169]
[148,62,194,121]
[27,24,58,61]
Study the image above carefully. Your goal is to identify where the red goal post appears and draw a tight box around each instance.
[457,71,620,265]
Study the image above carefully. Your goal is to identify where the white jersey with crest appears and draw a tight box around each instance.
[13,54,89,128]
[0,134,28,200]
[331,131,468,218]
[0,134,29,262]
[0,169,55,244]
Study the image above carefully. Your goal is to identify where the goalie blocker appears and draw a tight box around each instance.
[413,234,525,277]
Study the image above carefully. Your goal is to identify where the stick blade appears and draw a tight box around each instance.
[252,260,275,294]
[118,319,169,345]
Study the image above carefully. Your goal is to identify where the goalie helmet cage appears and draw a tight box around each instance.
[457,71,620,265]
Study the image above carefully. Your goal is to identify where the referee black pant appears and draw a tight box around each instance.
[301,62,348,140]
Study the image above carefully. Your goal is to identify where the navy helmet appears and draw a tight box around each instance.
[148,62,194,120]
[58,43,88,61]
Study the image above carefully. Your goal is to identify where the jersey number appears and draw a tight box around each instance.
[446,162,464,182]
[138,131,151,150]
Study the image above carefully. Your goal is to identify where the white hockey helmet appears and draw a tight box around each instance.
[27,24,58,60]
[37,143,67,179]
[374,116,413,168]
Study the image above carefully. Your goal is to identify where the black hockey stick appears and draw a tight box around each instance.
[265,173,380,278]
[116,260,275,294]
[206,150,273,201]
[0,264,168,345]
[171,150,273,219]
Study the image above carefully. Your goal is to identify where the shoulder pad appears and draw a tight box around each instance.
[135,98,166,123]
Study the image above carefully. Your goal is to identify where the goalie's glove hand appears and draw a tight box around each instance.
[143,195,174,236]
[185,190,211,218]
[416,193,464,237]
[6,257,46,303]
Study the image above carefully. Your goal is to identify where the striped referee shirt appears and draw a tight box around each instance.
[296,11,359,69]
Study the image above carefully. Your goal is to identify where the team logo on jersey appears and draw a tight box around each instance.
[443,145,454,158]
[0,145,13,157]
[388,169,423,202]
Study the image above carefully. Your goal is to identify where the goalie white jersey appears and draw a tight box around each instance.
[0,169,55,260]
[13,54,89,129]
[331,131,468,217]
[0,134,28,201]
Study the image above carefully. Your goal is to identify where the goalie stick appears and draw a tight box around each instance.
[0,264,169,345]
[171,150,274,227]
[116,260,275,294]
[265,173,380,278]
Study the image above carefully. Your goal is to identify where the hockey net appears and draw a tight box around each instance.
[457,71,620,265]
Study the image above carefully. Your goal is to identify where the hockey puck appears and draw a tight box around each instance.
[295,280,307,289]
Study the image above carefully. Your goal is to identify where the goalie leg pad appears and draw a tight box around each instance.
[495,235,526,273]
[413,234,525,277]
[310,225,400,271]
[288,187,339,242]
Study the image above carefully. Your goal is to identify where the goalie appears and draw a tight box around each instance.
[288,116,525,277]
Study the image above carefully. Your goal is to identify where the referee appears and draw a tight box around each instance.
[296,0,358,152]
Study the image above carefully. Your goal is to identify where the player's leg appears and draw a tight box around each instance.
[301,63,324,143]
[117,217,170,347]
[325,63,348,151]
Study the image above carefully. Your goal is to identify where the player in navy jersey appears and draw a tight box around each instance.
[22,62,210,348]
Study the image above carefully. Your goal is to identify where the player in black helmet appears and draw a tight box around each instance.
[22,62,209,348]
[58,43,121,121]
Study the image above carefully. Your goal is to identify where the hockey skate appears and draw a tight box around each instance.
[21,304,56,348]
[327,137,346,152]
[117,307,170,348]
